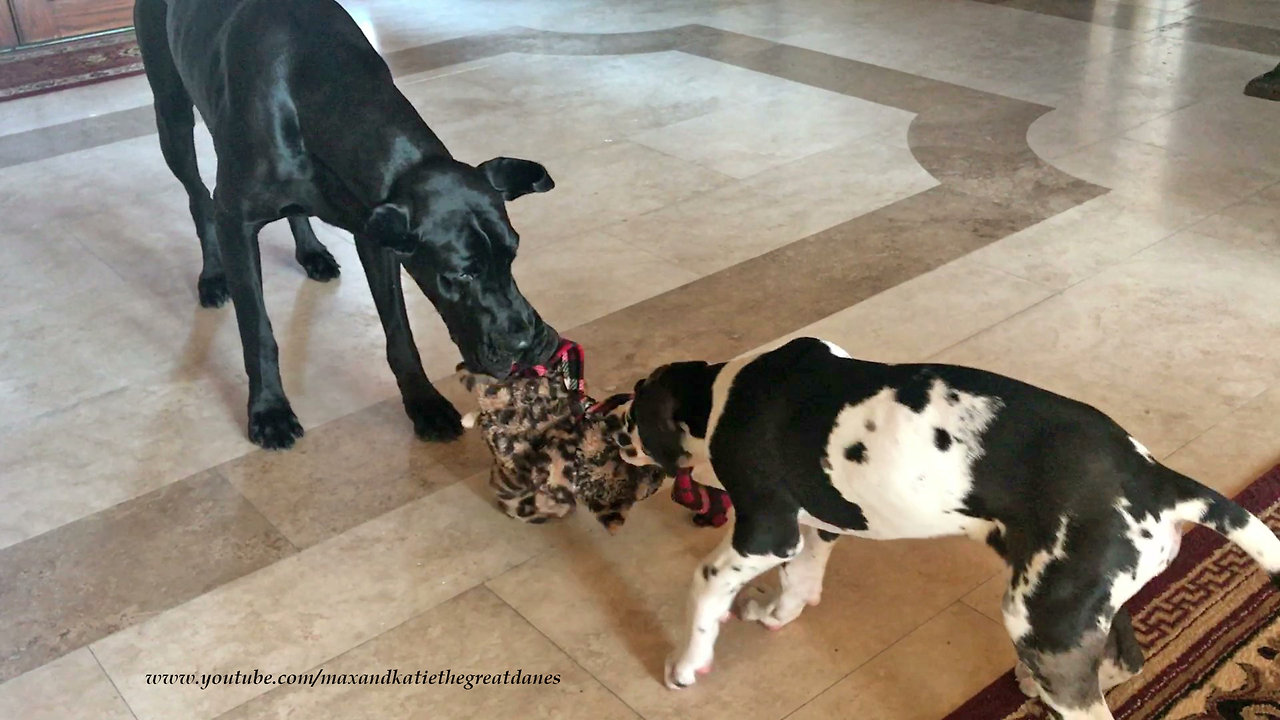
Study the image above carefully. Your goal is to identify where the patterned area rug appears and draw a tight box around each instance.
[0,31,142,102]
[947,466,1280,720]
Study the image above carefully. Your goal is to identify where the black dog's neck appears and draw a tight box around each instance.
[304,81,451,228]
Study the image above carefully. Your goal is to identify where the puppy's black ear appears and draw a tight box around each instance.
[632,369,689,476]
[364,203,417,254]
[478,157,555,201]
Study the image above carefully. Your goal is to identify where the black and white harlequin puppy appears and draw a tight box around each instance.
[617,337,1280,720]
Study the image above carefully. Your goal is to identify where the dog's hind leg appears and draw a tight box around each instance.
[1099,609,1143,691]
[1015,632,1116,720]
[666,514,798,689]
[134,0,227,308]
[736,524,837,630]
[287,215,340,281]
[1008,532,1121,717]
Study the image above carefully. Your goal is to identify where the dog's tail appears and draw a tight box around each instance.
[1165,468,1280,589]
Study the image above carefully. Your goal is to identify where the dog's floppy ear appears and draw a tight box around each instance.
[478,157,555,201]
[632,367,694,476]
[364,203,417,254]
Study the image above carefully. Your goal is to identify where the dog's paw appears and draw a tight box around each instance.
[248,404,304,450]
[1014,661,1042,698]
[197,274,230,308]
[734,586,797,631]
[664,654,712,690]
[296,248,340,282]
[405,393,463,442]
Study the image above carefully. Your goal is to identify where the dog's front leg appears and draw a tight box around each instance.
[667,526,792,689]
[737,524,837,629]
[215,210,303,449]
[354,235,462,441]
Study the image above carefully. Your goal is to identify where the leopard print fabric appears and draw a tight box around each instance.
[461,369,665,533]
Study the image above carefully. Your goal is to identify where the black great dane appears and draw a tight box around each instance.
[134,0,559,449]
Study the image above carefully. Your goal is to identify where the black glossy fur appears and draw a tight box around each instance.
[135,0,558,448]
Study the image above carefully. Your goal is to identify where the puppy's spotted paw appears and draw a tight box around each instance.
[1015,661,1042,698]
[734,586,789,630]
[664,655,709,690]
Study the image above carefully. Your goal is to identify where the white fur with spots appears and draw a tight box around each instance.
[666,533,792,689]
[817,379,1003,540]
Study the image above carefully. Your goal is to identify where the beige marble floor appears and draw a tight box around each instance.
[1,0,1278,718]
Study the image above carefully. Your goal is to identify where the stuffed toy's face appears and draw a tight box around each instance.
[459,368,666,532]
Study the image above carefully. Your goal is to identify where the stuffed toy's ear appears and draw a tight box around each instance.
[364,203,417,254]
[478,157,555,201]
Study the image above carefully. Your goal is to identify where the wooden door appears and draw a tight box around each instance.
[1,1,19,50]
[10,0,133,45]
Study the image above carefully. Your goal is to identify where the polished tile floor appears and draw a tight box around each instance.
[1,0,1279,718]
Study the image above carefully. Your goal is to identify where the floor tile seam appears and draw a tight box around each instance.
[1029,98,1207,166]
[1118,126,1280,181]
[1158,382,1277,464]
[206,463,304,556]
[962,198,1208,295]
[88,645,142,720]
[924,290,1064,363]
[481,584,648,720]
[967,0,1231,41]
[608,132,742,186]
[776,597,990,720]
[90,540,513,720]
[0,466,305,682]
[190,587,494,720]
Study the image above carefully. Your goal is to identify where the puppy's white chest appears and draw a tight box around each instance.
[816,383,1001,540]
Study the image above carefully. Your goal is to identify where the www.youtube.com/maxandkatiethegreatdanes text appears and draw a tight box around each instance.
[145,668,562,691]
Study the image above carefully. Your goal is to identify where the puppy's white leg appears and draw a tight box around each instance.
[737,524,836,630]
[666,531,789,690]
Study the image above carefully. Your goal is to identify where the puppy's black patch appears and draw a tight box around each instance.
[702,565,717,581]
[986,527,1007,557]
[1140,529,1152,539]
[894,371,935,413]
[844,442,868,464]
[946,390,960,405]
[817,529,840,542]
[934,428,952,452]
[864,419,876,432]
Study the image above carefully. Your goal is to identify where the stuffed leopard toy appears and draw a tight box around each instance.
[460,340,733,532]
[459,341,666,532]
